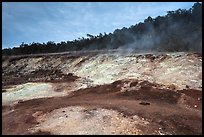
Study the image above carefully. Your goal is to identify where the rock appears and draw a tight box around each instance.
[59,116,63,119]
[32,111,44,118]
[168,84,176,90]
[67,73,73,77]
[130,81,138,87]
[132,115,139,120]
[18,100,24,103]
[139,101,150,105]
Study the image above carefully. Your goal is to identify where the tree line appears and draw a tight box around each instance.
[2,2,202,56]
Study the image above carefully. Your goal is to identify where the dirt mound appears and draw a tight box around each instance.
[29,69,79,82]
[2,69,79,88]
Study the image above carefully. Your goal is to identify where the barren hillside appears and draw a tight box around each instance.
[2,51,202,135]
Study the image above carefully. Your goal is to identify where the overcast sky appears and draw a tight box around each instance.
[2,2,195,49]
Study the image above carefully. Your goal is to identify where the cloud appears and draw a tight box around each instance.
[2,2,195,49]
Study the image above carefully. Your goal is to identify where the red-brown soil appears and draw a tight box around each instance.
[2,79,202,135]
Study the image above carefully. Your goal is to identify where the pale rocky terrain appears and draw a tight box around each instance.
[2,50,202,135]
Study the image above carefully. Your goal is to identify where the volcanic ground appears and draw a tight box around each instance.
[2,50,202,135]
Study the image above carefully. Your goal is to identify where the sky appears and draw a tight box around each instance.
[2,2,196,49]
